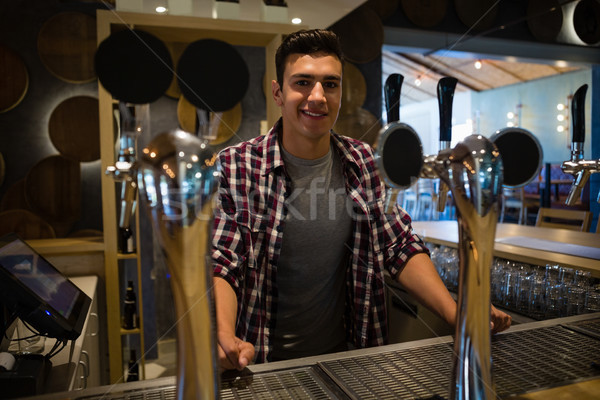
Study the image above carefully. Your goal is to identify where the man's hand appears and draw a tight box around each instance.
[490,305,511,334]
[218,331,255,371]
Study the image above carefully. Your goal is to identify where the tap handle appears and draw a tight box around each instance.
[384,73,403,123]
[437,77,458,142]
[571,84,587,144]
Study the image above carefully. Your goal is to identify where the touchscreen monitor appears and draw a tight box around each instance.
[0,233,91,341]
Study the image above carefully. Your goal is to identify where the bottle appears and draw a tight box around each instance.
[126,349,139,382]
[119,226,135,254]
[123,281,138,330]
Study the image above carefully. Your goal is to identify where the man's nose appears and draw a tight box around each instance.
[308,82,325,103]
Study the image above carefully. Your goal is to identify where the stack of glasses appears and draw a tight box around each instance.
[428,243,600,320]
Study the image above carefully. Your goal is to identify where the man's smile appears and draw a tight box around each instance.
[301,110,327,117]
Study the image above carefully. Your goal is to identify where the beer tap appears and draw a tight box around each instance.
[561,84,600,205]
[106,103,149,252]
[376,100,542,400]
[435,77,458,213]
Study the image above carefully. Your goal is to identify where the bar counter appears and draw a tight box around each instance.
[22,313,600,400]
[413,221,600,278]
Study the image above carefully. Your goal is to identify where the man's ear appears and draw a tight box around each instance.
[272,79,283,106]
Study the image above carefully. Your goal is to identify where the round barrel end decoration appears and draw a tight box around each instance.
[95,29,173,104]
[24,155,81,224]
[0,179,30,213]
[37,11,97,83]
[527,0,563,43]
[0,44,29,113]
[177,39,249,112]
[0,209,56,240]
[329,4,384,64]
[340,63,367,114]
[49,96,100,162]
[334,108,381,147]
[400,0,447,28]
[453,0,499,32]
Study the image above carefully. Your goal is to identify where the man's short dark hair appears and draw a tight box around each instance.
[275,29,344,86]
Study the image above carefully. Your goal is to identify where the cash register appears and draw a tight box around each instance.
[0,233,91,398]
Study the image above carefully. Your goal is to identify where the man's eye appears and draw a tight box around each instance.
[324,82,339,89]
[295,80,309,86]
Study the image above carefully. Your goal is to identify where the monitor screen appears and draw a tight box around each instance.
[0,233,91,340]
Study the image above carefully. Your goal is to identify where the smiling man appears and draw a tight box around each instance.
[211,29,511,371]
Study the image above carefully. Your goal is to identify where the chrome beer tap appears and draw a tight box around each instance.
[106,106,221,399]
[137,129,220,400]
[377,98,542,400]
[106,103,148,234]
[561,84,600,205]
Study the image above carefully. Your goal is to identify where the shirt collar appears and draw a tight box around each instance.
[262,119,363,176]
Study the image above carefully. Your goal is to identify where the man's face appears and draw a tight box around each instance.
[272,52,342,142]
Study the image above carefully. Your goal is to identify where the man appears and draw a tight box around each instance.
[212,29,511,371]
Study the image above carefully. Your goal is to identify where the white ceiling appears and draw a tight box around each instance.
[133,0,366,29]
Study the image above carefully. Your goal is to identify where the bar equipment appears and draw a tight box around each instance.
[561,84,600,205]
[137,129,220,399]
[107,126,221,399]
[376,77,542,399]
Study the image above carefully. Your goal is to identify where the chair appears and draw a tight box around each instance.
[535,207,592,232]
[415,179,436,221]
[500,187,527,225]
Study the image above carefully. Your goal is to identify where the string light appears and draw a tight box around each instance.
[556,94,571,134]
[506,104,521,127]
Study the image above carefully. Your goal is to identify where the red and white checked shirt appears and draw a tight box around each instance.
[212,119,429,363]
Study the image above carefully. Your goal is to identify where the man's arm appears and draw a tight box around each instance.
[396,253,457,326]
[396,253,511,333]
[213,276,255,371]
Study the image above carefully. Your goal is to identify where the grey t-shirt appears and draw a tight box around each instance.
[271,143,353,360]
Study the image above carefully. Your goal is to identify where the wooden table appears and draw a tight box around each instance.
[413,221,600,277]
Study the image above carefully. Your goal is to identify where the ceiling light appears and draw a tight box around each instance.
[474,60,482,70]
[156,6,167,13]
[414,77,422,86]
[291,17,302,24]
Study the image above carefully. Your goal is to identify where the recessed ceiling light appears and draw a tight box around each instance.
[291,17,302,24]
[156,6,167,13]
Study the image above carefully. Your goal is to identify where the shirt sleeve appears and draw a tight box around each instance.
[360,144,430,279]
[383,201,430,279]
[212,152,246,294]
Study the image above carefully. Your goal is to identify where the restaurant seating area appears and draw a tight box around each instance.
[390,163,599,233]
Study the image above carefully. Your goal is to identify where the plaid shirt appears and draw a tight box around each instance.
[212,119,429,363]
